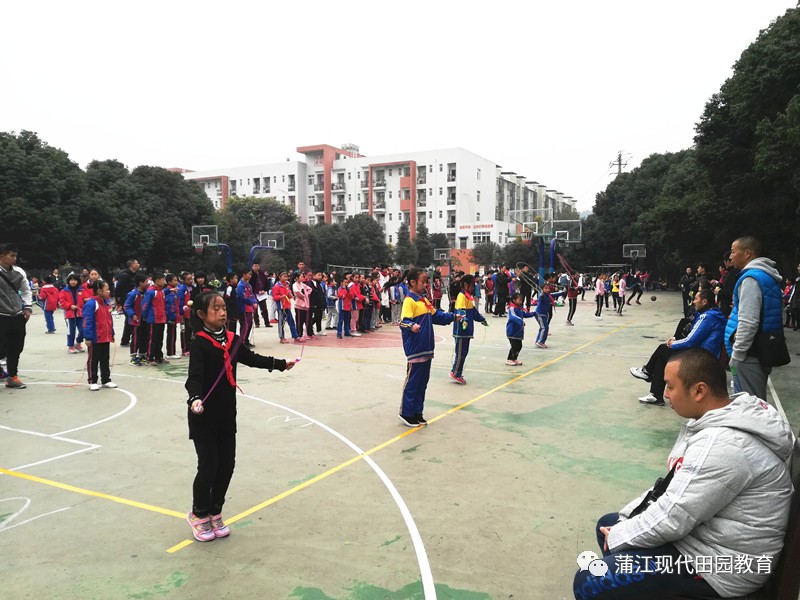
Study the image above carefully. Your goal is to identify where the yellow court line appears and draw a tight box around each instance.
[0,467,185,519]
[167,322,632,553]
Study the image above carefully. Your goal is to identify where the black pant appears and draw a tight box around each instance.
[312,307,324,333]
[508,339,522,361]
[87,342,111,384]
[0,314,26,377]
[149,323,165,361]
[166,322,178,356]
[192,431,236,518]
[595,295,604,316]
[181,321,193,354]
[295,308,309,337]
[567,297,577,321]
[645,343,678,399]
[121,319,133,346]
[522,290,532,311]
[494,295,508,316]
[137,323,150,357]
[257,298,270,326]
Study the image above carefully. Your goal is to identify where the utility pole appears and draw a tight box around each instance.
[609,151,629,176]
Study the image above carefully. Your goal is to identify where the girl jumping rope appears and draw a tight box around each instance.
[185,291,295,542]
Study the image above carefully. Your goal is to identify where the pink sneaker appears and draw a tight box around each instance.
[67,347,78,354]
[210,514,230,538]
[294,337,306,343]
[186,512,215,542]
[74,343,85,352]
[449,372,467,385]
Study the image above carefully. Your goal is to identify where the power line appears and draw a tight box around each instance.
[609,150,631,176]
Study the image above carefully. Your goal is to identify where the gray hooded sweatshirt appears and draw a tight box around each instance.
[609,393,794,597]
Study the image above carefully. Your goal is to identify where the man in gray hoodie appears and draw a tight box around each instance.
[574,348,793,599]
[0,243,33,389]
[723,236,785,402]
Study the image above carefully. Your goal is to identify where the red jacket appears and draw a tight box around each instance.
[272,281,293,309]
[83,298,114,343]
[59,286,86,318]
[39,284,60,311]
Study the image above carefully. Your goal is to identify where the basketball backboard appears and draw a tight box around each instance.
[434,248,451,262]
[552,220,582,243]
[192,225,219,248]
[622,244,647,259]
[259,231,285,250]
[508,208,553,238]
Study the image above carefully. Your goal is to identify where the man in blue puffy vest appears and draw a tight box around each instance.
[724,236,784,401]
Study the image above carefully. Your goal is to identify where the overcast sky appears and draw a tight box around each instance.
[2,1,795,212]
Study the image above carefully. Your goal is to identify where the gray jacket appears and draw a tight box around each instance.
[0,264,33,316]
[610,393,793,597]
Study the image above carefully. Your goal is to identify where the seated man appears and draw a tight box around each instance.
[630,290,726,405]
[574,348,793,599]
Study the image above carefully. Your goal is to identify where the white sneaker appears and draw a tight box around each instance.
[89,383,101,391]
[505,359,517,365]
[350,332,362,337]
[103,382,118,389]
[638,393,664,405]
[167,354,181,359]
[317,330,327,336]
[629,367,650,381]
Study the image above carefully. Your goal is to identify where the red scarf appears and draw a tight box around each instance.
[421,296,434,313]
[196,330,242,393]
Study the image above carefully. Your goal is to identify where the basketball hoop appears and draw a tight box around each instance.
[193,243,204,255]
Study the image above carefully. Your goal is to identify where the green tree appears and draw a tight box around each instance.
[129,166,215,271]
[503,239,536,270]
[342,214,389,267]
[314,223,351,269]
[694,7,800,262]
[0,130,85,268]
[471,241,502,268]
[394,223,418,267]
[413,222,434,268]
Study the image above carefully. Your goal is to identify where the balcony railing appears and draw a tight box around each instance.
[360,202,369,210]
[332,182,346,191]
[288,183,296,191]
[447,197,456,205]
[417,176,426,184]
[417,200,426,207]
[360,180,369,188]
[374,202,386,210]
[314,183,324,191]
[373,180,387,188]
[447,173,456,182]
[332,204,345,212]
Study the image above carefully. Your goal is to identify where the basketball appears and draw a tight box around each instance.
[651,296,657,302]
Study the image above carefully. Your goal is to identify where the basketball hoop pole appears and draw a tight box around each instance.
[249,245,272,266]
[219,243,233,273]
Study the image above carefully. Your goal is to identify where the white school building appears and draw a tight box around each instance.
[176,143,578,249]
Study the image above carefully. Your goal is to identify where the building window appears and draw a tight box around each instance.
[348,194,351,201]
[309,216,316,226]
[308,175,314,185]
[273,176,276,183]
[309,198,315,206]
[429,211,432,218]
[239,180,242,186]
[247,178,250,185]
[428,165,432,173]
[477,168,481,180]
[282,175,285,182]
[389,191,392,198]
[389,213,392,220]
[389,235,393,243]
[476,213,480,221]
[398,213,402,220]
[477,190,481,202]
[439,211,443,218]
[348,172,351,180]
[439,164,443,172]
[439,188,443,196]
[473,232,490,244]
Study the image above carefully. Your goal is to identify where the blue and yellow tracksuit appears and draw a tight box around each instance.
[399,292,455,419]
[452,292,487,377]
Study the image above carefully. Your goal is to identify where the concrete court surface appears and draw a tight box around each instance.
[1,292,798,600]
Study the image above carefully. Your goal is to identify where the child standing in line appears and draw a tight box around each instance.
[271,271,300,344]
[164,273,183,359]
[450,274,488,385]
[39,275,59,333]
[325,276,338,331]
[178,272,195,356]
[336,274,353,338]
[398,268,459,427]
[83,280,116,391]
[141,273,168,365]
[390,277,404,324]
[291,271,311,340]
[222,272,239,333]
[506,293,536,365]
[236,269,257,346]
[184,291,295,542]
[594,274,606,320]
[124,274,149,366]
[59,273,86,353]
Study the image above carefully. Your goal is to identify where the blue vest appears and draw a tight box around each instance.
[724,267,783,354]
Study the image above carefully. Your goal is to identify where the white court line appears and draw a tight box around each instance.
[767,376,789,425]
[0,497,71,532]
[0,383,137,471]
[243,392,436,600]
[12,370,436,598]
